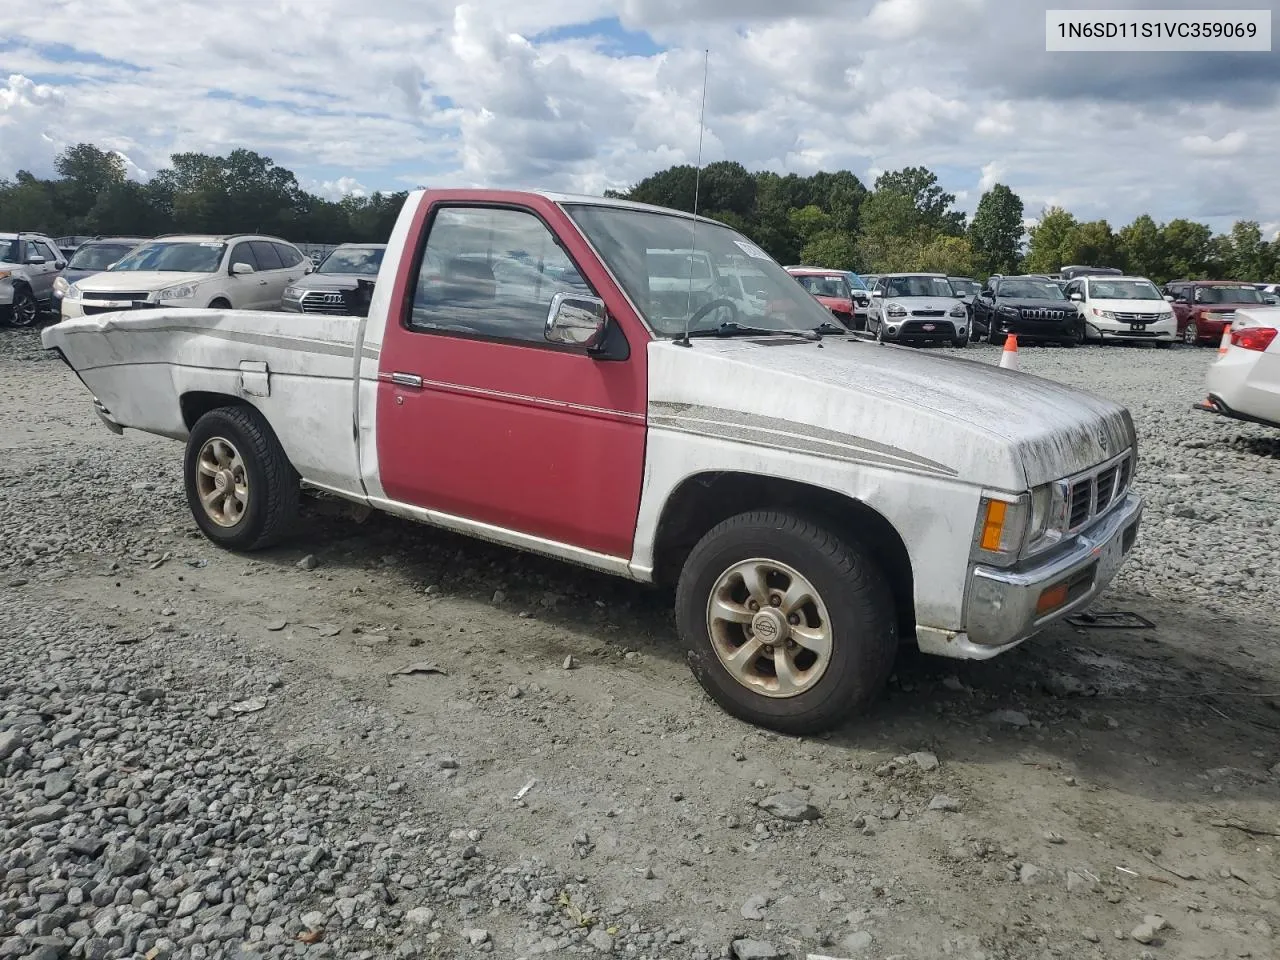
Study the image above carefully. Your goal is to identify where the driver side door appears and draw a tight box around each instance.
[374,200,650,560]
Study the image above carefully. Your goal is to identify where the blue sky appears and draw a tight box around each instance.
[2,1,1278,235]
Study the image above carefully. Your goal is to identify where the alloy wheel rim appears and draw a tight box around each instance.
[195,436,249,527]
[705,558,834,699]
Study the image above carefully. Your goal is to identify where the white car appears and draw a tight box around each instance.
[61,234,311,319]
[1196,306,1280,428]
[1063,274,1176,347]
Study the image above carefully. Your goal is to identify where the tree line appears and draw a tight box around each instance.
[2,144,1275,284]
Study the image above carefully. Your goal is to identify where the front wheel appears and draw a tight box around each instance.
[1183,322,1198,345]
[9,288,39,327]
[676,511,898,734]
[184,406,299,551]
[986,319,1006,346]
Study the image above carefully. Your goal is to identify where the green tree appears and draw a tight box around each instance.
[1118,214,1163,280]
[1222,220,1274,281]
[907,235,981,276]
[1023,206,1078,274]
[1068,220,1123,269]
[800,229,858,269]
[873,166,965,235]
[968,184,1024,274]
[54,144,128,230]
[1160,218,1213,279]
[0,172,60,233]
[855,189,932,272]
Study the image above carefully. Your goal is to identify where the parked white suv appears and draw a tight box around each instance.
[1,232,67,327]
[61,234,310,319]
[1064,274,1176,347]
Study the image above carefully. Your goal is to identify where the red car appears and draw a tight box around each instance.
[786,267,859,329]
[1165,280,1270,345]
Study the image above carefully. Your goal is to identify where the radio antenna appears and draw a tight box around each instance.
[675,48,710,348]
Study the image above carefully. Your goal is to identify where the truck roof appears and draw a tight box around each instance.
[418,188,728,227]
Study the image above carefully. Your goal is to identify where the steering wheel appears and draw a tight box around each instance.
[687,297,741,328]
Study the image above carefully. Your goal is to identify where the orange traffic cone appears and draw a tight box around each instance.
[999,334,1019,371]
[1218,323,1232,355]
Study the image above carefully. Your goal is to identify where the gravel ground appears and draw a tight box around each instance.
[3,328,1280,960]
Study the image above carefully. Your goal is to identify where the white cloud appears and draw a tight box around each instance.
[309,176,369,200]
[1181,130,1248,157]
[978,161,1004,193]
[0,0,1276,234]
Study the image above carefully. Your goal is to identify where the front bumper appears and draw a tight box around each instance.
[1088,317,1176,341]
[918,493,1142,659]
[883,317,965,340]
[0,279,14,307]
[990,314,1079,340]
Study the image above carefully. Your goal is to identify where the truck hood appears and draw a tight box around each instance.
[646,336,1135,490]
[76,271,211,293]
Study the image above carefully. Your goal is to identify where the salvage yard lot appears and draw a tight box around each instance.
[2,331,1279,960]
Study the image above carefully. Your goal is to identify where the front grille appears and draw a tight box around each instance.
[1019,308,1070,320]
[1064,450,1133,532]
[910,309,946,317]
[82,302,155,316]
[899,319,953,336]
[1113,311,1164,323]
[299,290,351,315]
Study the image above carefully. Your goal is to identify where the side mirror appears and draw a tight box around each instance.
[231,262,255,275]
[1163,294,1174,302]
[870,290,883,298]
[1069,292,1083,302]
[27,255,46,265]
[545,292,607,350]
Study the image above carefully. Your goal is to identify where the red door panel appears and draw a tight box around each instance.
[375,194,650,560]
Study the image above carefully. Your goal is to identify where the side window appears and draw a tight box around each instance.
[37,240,60,263]
[274,243,303,267]
[409,206,594,344]
[23,240,44,262]
[229,242,260,271]
[250,241,284,270]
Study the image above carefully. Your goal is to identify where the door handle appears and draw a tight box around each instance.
[390,372,423,388]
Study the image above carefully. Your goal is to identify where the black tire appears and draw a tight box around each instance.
[675,510,898,734]
[952,336,968,348]
[1183,321,1198,345]
[184,406,298,551]
[9,286,39,328]
[208,298,232,309]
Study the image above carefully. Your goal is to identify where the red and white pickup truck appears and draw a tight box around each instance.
[43,188,1144,733]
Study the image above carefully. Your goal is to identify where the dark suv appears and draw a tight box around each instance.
[970,275,1082,345]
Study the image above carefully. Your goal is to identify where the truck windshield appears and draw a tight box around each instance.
[563,204,832,337]
[111,241,226,272]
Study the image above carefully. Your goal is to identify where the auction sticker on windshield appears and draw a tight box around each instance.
[734,240,771,260]
[1046,9,1270,51]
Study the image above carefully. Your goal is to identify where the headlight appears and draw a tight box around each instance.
[0,270,12,281]
[53,276,70,297]
[949,304,967,317]
[886,303,907,318]
[283,285,302,299]
[998,305,1019,316]
[65,283,83,301]
[1093,308,1116,320]
[151,284,196,301]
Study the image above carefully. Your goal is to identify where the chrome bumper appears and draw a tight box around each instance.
[917,492,1142,660]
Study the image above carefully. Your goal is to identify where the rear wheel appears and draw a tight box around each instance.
[676,510,898,734]
[184,406,298,551]
[9,287,39,327]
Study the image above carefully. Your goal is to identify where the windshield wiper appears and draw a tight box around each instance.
[813,320,849,336]
[686,322,820,341]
